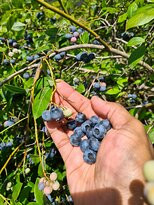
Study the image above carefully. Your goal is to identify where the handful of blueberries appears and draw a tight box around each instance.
[42,106,111,165]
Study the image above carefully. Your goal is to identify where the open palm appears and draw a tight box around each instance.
[46,81,153,205]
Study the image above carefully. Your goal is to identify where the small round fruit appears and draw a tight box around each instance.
[23,72,30,79]
[143,160,154,182]
[42,110,52,121]
[69,25,76,32]
[73,31,79,37]
[52,181,60,190]
[50,172,57,181]
[50,107,64,121]
[80,139,89,152]
[83,149,96,164]
[144,182,154,205]
[39,177,46,183]
[8,52,14,57]
[4,120,14,127]
[70,133,81,146]
[38,182,45,191]
[25,168,30,174]
[63,107,73,118]
[26,56,34,62]
[54,54,62,61]
[70,37,77,43]
[65,33,73,39]
[43,186,52,195]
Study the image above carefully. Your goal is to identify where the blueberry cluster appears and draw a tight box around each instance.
[65,25,83,43]
[42,106,64,122]
[128,93,137,103]
[38,173,60,197]
[54,51,66,61]
[92,76,107,93]
[0,141,13,150]
[67,113,111,164]
[75,51,95,63]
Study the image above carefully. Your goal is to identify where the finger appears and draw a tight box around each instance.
[45,120,73,163]
[56,80,96,118]
[91,96,133,129]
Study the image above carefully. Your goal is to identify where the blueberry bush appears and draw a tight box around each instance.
[0,0,154,204]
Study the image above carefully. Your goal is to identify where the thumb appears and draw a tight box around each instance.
[91,96,133,129]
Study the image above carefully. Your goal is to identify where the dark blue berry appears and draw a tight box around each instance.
[48,148,57,158]
[77,28,83,34]
[40,126,47,133]
[36,12,44,19]
[70,133,81,146]
[54,54,62,61]
[49,17,56,24]
[93,82,100,90]
[74,127,84,138]
[42,110,52,121]
[26,56,34,62]
[89,137,100,152]
[80,139,89,152]
[34,54,40,60]
[81,120,92,133]
[4,120,14,127]
[23,72,30,79]
[100,119,111,131]
[83,149,96,164]
[75,53,83,61]
[67,120,77,130]
[50,107,64,121]
[88,53,95,60]
[86,127,93,138]
[65,33,73,39]
[8,39,14,46]
[100,86,106,92]
[80,52,89,63]
[10,59,16,64]
[69,25,76,32]
[93,124,106,139]
[59,51,66,57]
[3,59,10,65]
[90,116,100,126]
[12,42,18,48]
[93,40,100,45]
[0,37,5,42]
[75,112,86,123]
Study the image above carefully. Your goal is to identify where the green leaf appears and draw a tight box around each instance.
[118,12,128,23]
[27,203,39,205]
[106,87,120,95]
[147,0,154,2]
[0,195,4,205]
[4,85,26,94]
[126,5,154,30]
[38,163,43,177]
[148,127,154,144]
[0,47,7,52]
[128,45,146,67]
[12,175,23,201]
[127,37,145,46]
[80,31,89,43]
[34,178,44,205]
[127,2,138,18]
[12,22,25,31]
[76,83,85,93]
[32,86,51,119]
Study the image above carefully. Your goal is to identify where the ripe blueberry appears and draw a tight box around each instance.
[54,54,62,61]
[90,116,100,126]
[80,139,89,152]
[81,120,92,133]
[42,110,52,121]
[93,124,106,139]
[26,56,34,62]
[74,127,84,138]
[4,120,14,127]
[89,137,100,152]
[75,112,86,123]
[50,107,64,121]
[70,133,81,146]
[73,32,79,37]
[23,72,30,79]
[69,25,76,32]
[83,149,96,164]
[65,33,73,39]
[100,86,106,92]
[67,120,77,130]
[93,82,100,90]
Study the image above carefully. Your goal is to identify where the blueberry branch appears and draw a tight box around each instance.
[0,43,153,87]
[36,0,153,72]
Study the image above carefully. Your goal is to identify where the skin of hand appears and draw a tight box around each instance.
[45,80,154,205]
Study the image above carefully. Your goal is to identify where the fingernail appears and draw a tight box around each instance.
[56,79,62,83]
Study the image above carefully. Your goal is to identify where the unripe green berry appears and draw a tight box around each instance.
[143,160,154,182]
[144,182,154,205]
[25,168,30,174]
[50,172,57,181]
[62,107,73,118]
[43,186,52,195]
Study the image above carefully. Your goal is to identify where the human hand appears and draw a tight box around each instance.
[45,80,153,205]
